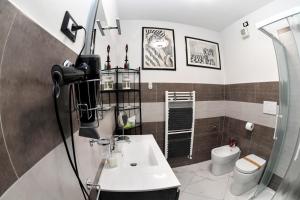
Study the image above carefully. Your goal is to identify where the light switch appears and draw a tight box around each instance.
[148,82,152,89]
[263,101,277,115]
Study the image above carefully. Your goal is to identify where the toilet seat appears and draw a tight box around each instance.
[236,154,266,174]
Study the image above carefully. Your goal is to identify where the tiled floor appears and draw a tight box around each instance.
[172,160,274,200]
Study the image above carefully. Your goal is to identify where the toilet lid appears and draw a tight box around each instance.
[236,154,266,174]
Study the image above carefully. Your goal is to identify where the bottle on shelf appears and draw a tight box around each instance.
[105,45,111,70]
[124,44,129,69]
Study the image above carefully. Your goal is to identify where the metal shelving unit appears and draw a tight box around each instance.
[100,67,143,135]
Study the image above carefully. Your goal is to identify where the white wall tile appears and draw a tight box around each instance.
[142,101,226,123]
[225,101,276,128]
[0,132,108,200]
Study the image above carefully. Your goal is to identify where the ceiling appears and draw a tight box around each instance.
[115,0,275,31]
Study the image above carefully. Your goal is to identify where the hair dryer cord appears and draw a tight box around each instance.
[53,85,90,200]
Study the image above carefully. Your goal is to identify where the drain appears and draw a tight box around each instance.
[130,163,137,167]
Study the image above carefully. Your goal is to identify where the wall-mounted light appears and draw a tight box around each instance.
[96,19,121,36]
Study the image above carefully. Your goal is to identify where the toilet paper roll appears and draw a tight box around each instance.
[245,122,254,131]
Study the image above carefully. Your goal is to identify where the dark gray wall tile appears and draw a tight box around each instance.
[142,122,164,151]
[251,143,272,160]
[155,121,165,141]
[225,82,279,104]
[168,149,211,168]
[222,117,252,156]
[252,125,274,148]
[140,81,278,103]
[222,117,274,159]
[225,83,256,102]
[145,83,226,103]
[193,84,224,101]
[225,85,230,100]
[0,129,18,195]
[143,117,224,167]
[0,11,77,176]
[156,83,194,102]
[0,0,17,61]
[141,83,157,102]
[101,92,116,105]
[143,122,157,137]
[194,117,221,136]
[139,81,279,104]
[0,1,19,195]
[193,133,219,152]
[255,82,279,103]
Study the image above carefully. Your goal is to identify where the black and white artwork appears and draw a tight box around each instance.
[142,27,176,70]
[185,37,221,70]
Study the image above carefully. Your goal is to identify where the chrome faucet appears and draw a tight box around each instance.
[110,135,116,152]
[89,138,110,147]
[89,136,117,156]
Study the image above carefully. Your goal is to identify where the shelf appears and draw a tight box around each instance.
[98,105,112,111]
[99,66,142,135]
[118,105,140,111]
[101,67,140,74]
[101,89,140,93]
[117,123,141,131]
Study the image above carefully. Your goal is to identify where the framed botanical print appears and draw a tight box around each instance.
[142,27,176,70]
[185,36,221,70]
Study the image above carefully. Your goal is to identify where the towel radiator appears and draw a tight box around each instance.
[165,91,195,159]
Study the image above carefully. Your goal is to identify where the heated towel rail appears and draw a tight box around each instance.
[165,91,195,159]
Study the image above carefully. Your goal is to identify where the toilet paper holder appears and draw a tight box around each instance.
[245,122,254,131]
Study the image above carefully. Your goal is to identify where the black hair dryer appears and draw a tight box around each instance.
[51,55,101,139]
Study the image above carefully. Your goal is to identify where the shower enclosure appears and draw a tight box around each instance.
[253,7,300,200]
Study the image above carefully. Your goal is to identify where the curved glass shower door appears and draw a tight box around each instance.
[272,12,300,200]
[254,8,300,199]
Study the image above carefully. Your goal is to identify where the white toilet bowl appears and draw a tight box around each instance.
[211,145,241,176]
[231,154,266,196]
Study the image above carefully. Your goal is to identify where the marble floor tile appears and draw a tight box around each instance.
[184,176,229,199]
[180,192,218,200]
[194,162,230,181]
[224,186,257,200]
[173,160,274,200]
[179,192,200,200]
[173,170,197,191]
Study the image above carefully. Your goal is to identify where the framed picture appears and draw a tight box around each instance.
[142,27,176,70]
[185,36,221,70]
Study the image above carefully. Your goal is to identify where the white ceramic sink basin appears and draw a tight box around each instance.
[119,141,159,167]
[98,135,180,192]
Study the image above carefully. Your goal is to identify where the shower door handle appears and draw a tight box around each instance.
[293,128,300,161]
[273,114,282,140]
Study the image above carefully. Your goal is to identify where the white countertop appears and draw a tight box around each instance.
[98,135,180,192]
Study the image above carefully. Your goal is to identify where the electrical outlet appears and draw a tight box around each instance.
[61,11,78,42]
[67,20,76,35]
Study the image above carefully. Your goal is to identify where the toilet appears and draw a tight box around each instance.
[211,145,241,176]
[231,154,266,196]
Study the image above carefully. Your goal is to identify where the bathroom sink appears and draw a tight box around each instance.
[98,135,180,192]
[119,142,159,167]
